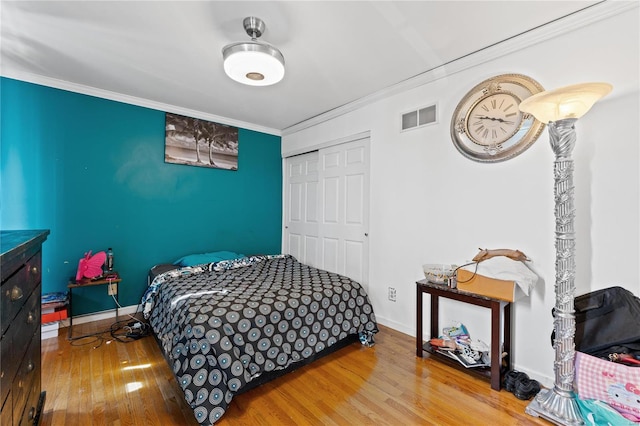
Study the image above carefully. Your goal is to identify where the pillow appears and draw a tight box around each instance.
[173,251,245,267]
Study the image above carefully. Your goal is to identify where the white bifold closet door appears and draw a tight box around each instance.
[285,151,320,268]
[284,138,370,291]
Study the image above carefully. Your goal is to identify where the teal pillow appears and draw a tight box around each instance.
[173,251,244,267]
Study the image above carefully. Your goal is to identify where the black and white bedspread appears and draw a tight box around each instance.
[142,254,378,425]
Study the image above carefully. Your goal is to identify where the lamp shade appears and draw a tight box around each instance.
[222,42,285,87]
[519,82,612,123]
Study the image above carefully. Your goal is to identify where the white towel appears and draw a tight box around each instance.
[462,256,538,296]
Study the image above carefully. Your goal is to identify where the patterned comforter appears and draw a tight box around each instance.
[142,254,378,425]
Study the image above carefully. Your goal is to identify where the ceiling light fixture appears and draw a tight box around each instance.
[222,17,285,86]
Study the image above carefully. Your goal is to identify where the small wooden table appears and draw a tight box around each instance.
[416,279,512,390]
[67,272,122,340]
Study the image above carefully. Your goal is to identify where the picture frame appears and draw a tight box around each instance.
[165,113,239,170]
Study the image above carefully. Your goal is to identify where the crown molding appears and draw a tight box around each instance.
[282,0,636,136]
[282,131,370,158]
[1,70,282,137]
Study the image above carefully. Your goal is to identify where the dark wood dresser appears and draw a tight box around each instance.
[1,230,49,425]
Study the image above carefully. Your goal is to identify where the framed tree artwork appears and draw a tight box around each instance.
[165,113,239,170]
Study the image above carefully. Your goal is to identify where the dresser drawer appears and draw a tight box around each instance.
[1,285,39,407]
[1,252,42,336]
[0,329,15,406]
[18,377,41,426]
[14,366,44,426]
[12,330,40,425]
[11,288,40,363]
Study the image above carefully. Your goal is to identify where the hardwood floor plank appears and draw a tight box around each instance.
[42,338,70,425]
[101,341,120,425]
[41,319,550,425]
[90,339,107,425]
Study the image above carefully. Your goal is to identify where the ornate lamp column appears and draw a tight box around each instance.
[519,82,612,425]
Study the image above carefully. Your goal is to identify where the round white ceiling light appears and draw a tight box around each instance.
[222,17,285,86]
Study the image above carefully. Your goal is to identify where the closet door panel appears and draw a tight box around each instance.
[284,152,319,267]
[284,137,369,290]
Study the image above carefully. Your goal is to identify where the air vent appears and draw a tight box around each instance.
[401,104,437,132]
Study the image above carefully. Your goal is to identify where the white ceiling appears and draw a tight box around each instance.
[1,1,602,134]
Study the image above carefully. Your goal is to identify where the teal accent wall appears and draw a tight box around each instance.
[1,77,282,315]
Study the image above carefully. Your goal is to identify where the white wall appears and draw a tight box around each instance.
[282,5,640,386]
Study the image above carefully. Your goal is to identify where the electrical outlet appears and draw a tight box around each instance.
[388,287,396,302]
[108,283,118,296]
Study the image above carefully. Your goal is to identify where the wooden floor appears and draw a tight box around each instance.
[41,318,550,426]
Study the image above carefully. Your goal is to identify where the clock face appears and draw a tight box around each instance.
[465,92,523,145]
[450,74,546,163]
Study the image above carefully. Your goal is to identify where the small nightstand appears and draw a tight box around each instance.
[416,279,512,391]
[67,272,121,340]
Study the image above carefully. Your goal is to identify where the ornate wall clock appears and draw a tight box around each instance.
[450,74,546,163]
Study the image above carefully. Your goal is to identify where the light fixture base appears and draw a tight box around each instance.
[243,17,265,39]
[526,388,584,425]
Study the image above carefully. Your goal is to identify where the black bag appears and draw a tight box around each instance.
[575,286,640,359]
[552,286,640,361]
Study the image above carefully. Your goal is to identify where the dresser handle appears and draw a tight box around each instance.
[10,286,23,301]
[31,266,38,275]
[27,360,34,372]
[27,311,35,324]
[29,406,35,420]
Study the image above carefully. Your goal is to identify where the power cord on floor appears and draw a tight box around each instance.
[109,296,151,342]
[110,294,146,324]
[110,318,151,342]
[69,298,151,347]
[68,331,109,348]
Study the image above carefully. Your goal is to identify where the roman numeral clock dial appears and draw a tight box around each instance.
[450,74,546,163]
[467,92,522,146]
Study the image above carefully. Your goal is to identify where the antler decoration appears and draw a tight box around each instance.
[472,248,530,263]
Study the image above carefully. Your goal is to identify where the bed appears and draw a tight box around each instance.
[142,254,378,425]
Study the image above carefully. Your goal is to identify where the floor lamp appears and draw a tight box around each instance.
[519,82,612,425]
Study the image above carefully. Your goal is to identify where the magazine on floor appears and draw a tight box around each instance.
[435,348,490,368]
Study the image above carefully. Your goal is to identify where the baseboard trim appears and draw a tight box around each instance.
[375,315,413,337]
[57,304,141,328]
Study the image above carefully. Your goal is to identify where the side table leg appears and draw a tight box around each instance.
[430,295,439,345]
[490,301,501,391]
[503,303,512,372]
[416,285,423,357]
[67,287,73,340]
[115,283,119,322]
